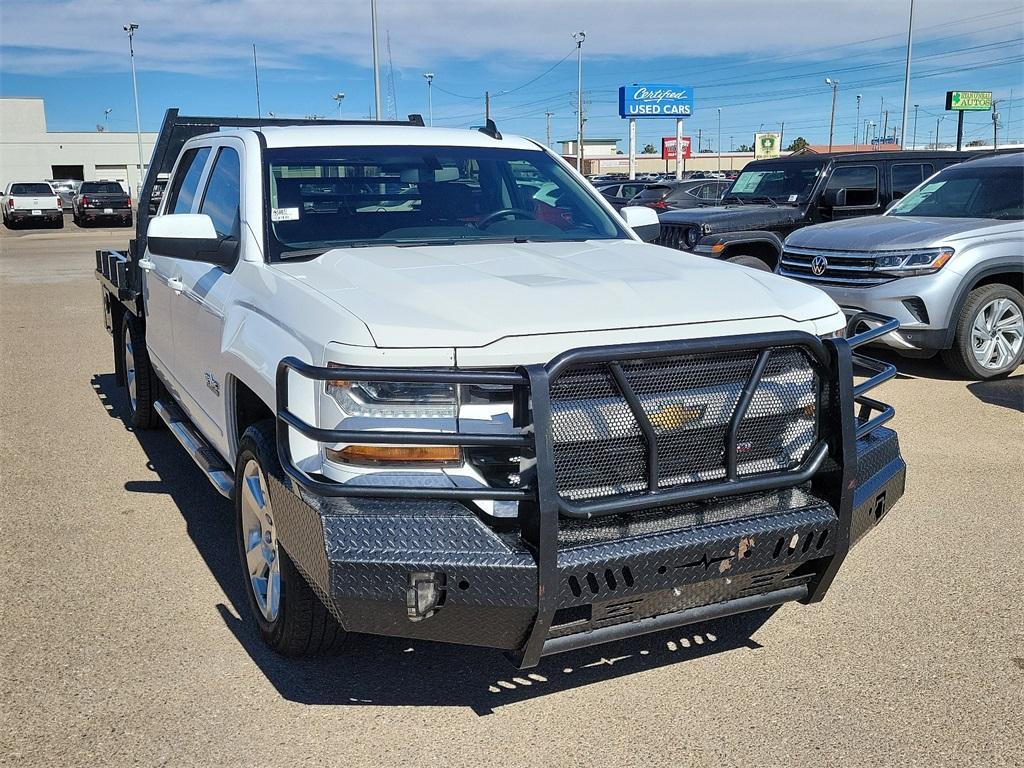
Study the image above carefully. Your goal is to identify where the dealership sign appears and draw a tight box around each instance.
[619,84,694,118]
[754,133,781,160]
[661,136,692,160]
[945,90,992,111]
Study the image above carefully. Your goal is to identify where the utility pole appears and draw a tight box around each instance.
[696,128,702,155]
[825,78,839,152]
[485,91,490,121]
[545,111,553,147]
[332,92,345,117]
[913,104,919,149]
[882,110,889,143]
[573,31,586,172]
[935,117,941,149]
[780,121,785,149]
[370,0,381,119]
[992,101,1000,149]
[717,107,722,172]
[423,73,434,126]
[900,0,915,151]
[123,23,145,196]
[855,94,862,149]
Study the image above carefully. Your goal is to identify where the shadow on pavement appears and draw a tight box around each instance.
[967,375,1023,412]
[92,372,776,715]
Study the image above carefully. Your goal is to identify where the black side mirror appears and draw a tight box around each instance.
[822,188,848,208]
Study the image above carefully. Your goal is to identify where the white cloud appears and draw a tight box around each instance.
[1,0,1020,77]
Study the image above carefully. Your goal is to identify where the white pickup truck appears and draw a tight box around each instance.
[2,181,64,228]
[96,111,906,668]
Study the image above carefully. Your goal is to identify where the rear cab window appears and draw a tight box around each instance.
[10,183,54,196]
[79,182,126,194]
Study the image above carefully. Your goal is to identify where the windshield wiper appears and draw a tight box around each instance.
[748,196,779,207]
[720,195,746,205]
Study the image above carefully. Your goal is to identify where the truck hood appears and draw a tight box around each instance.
[274,239,839,349]
[785,215,1013,250]
[659,203,803,233]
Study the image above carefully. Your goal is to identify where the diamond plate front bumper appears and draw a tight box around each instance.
[271,322,906,668]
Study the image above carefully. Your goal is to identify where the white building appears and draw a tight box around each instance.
[558,137,622,158]
[0,97,157,193]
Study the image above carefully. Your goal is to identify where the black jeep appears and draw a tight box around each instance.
[655,150,967,270]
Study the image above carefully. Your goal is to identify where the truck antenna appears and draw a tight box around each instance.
[253,43,262,125]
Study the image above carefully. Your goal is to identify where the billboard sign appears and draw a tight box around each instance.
[945,90,992,111]
[754,132,781,160]
[619,84,694,118]
[661,136,692,160]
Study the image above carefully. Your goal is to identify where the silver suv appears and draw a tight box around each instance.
[778,152,1023,379]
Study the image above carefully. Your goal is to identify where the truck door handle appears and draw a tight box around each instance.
[168,277,184,295]
[137,258,155,271]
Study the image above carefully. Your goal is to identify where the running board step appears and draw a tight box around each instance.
[154,399,234,498]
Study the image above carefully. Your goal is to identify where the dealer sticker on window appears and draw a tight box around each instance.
[271,207,300,222]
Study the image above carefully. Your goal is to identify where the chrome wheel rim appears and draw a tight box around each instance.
[240,459,280,621]
[123,323,137,413]
[971,298,1024,370]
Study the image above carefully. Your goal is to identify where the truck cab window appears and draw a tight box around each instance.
[199,147,241,238]
[166,147,211,214]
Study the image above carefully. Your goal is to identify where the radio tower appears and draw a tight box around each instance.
[385,32,398,120]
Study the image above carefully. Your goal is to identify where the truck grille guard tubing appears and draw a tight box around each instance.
[273,319,899,665]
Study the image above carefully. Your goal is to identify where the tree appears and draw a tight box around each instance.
[786,137,809,152]
[642,143,657,154]
[737,143,753,152]
[966,139,986,147]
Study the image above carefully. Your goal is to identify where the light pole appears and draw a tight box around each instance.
[717,107,722,172]
[573,31,586,172]
[422,73,434,126]
[332,92,345,116]
[370,0,381,119]
[104,108,112,129]
[912,104,919,149]
[123,23,145,196]
[900,0,915,151]
[855,94,862,149]
[825,78,839,153]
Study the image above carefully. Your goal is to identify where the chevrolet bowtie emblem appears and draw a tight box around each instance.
[649,403,705,431]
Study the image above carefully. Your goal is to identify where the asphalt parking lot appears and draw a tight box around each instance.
[1,224,1021,768]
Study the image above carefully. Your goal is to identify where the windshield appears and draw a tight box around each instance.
[264,145,625,259]
[80,182,125,194]
[888,163,1023,220]
[724,160,825,202]
[10,183,53,195]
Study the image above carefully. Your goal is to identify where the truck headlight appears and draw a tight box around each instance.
[874,247,953,277]
[326,376,457,419]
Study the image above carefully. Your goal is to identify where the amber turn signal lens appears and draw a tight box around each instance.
[326,445,461,465]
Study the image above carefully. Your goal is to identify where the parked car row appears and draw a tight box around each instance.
[650,149,1023,379]
[1,179,134,229]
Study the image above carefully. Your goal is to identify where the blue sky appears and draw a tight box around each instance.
[1,0,1022,150]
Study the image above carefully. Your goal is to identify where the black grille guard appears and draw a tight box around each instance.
[276,320,898,514]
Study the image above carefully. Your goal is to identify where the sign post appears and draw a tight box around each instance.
[945,90,992,151]
[675,118,684,180]
[628,119,637,180]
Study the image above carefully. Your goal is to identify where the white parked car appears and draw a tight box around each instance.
[95,111,906,670]
[2,181,63,228]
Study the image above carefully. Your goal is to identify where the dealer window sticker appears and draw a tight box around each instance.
[271,207,300,222]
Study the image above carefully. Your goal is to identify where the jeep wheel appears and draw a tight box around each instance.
[727,254,772,271]
[941,284,1024,380]
[235,420,347,656]
[121,314,160,428]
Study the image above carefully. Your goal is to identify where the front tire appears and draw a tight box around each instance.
[727,254,772,271]
[120,314,160,428]
[940,284,1024,380]
[235,420,347,657]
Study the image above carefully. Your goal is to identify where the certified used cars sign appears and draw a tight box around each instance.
[619,84,695,118]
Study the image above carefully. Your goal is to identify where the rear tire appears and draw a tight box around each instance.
[940,284,1024,380]
[727,254,772,271]
[120,314,160,429]
[235,420,347,657]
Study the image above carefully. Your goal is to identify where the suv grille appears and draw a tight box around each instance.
[653,223,692,250]
[548,347,819,502]
[779,246,894,287]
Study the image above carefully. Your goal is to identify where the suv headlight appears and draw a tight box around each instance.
[874,247,954,277]
[685,226,702,247]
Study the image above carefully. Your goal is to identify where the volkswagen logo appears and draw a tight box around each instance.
[811,255,829,276]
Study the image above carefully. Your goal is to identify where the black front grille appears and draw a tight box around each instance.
[548,346,819,502]
[779,247,893,287]
[654,223,690,250]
